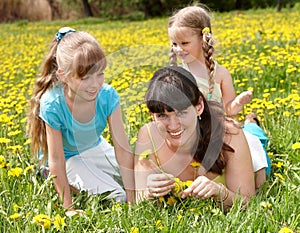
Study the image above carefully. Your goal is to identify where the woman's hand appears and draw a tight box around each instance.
[180,176,220,199]
[146,173,175,197]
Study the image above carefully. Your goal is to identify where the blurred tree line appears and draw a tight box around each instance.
[0,0,298,22]
[77,0,296,19]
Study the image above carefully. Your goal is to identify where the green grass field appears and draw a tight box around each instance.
[0,7,299,232]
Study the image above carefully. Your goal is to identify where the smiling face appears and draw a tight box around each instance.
[145,66,205,150]
[64,68,105,103]
[56,31,107,103]
[168,27,203,64]
[152,104,202,150]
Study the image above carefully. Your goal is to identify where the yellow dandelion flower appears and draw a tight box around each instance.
[130,137,137,145]
[158,196,165,203]
[7,130,22,136]
[291,142,300,150]
[139,149,151,160]
[0,137,11,144]
[278,227,294,233]
[283,111,291,117]
[156,220,163,230]
[53,215,66,231]
[274,162,284,168]
[268,152,274,158]
[24,165,35,174]
[24,139,31,145]
[0,155,6,168]
[9,213,22,219]
[190,161,201,168]
[130,227,139,233]
[177,214,182,222]
[13,204,20,212]
[167,196,177,205]
[32,214,51,229]
[185,180,193,188]
[274,173,285,181]
[26,211,31,219]
[260,201,272,209]
[173,177,184,193]
[8,167,23,177]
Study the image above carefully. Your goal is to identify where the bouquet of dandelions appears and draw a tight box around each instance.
[139,150,201,206]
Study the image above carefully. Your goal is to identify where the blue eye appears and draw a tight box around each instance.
[81,76,90,81]
[157,113,167,119]
[177,111,187,117]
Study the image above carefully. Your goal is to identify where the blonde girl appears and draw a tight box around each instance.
[167,5,270,188]
[27,27,134,212]
[168,4,253,115]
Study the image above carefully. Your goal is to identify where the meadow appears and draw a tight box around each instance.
[0,7,299,233]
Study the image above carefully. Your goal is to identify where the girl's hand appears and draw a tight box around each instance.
[180,176,220,199]
[147,173,175,197]
[236,90,253,105]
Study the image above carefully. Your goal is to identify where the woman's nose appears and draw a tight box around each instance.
[168,116,180,129]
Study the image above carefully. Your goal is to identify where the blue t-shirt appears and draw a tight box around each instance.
[39,83,120,160]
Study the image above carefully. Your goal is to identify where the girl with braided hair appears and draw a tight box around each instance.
[167,5,270,189]
[168,4,253,114]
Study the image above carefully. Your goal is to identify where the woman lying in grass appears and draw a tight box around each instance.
[134,66,255,209]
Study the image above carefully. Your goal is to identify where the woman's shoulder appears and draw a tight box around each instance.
[224,118,244,141]
[137,122,155,142]
[223,118,251,160]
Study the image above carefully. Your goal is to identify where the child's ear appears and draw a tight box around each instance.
[56,69,67,82]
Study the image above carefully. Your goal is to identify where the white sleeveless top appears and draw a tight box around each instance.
[182,62,223,103]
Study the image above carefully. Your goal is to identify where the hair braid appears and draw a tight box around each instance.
[202,31,216,96]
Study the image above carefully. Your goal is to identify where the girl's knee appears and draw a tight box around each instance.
[255,169,266,190]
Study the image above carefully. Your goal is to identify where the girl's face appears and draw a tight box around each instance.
[64,69,105,103]
[153,105,201,150]
[168,27,203,63]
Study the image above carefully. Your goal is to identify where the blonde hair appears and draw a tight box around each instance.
[168,5,216,96]
[27,30,107,163]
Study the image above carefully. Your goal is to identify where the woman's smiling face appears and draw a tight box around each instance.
[152,105,200,149]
